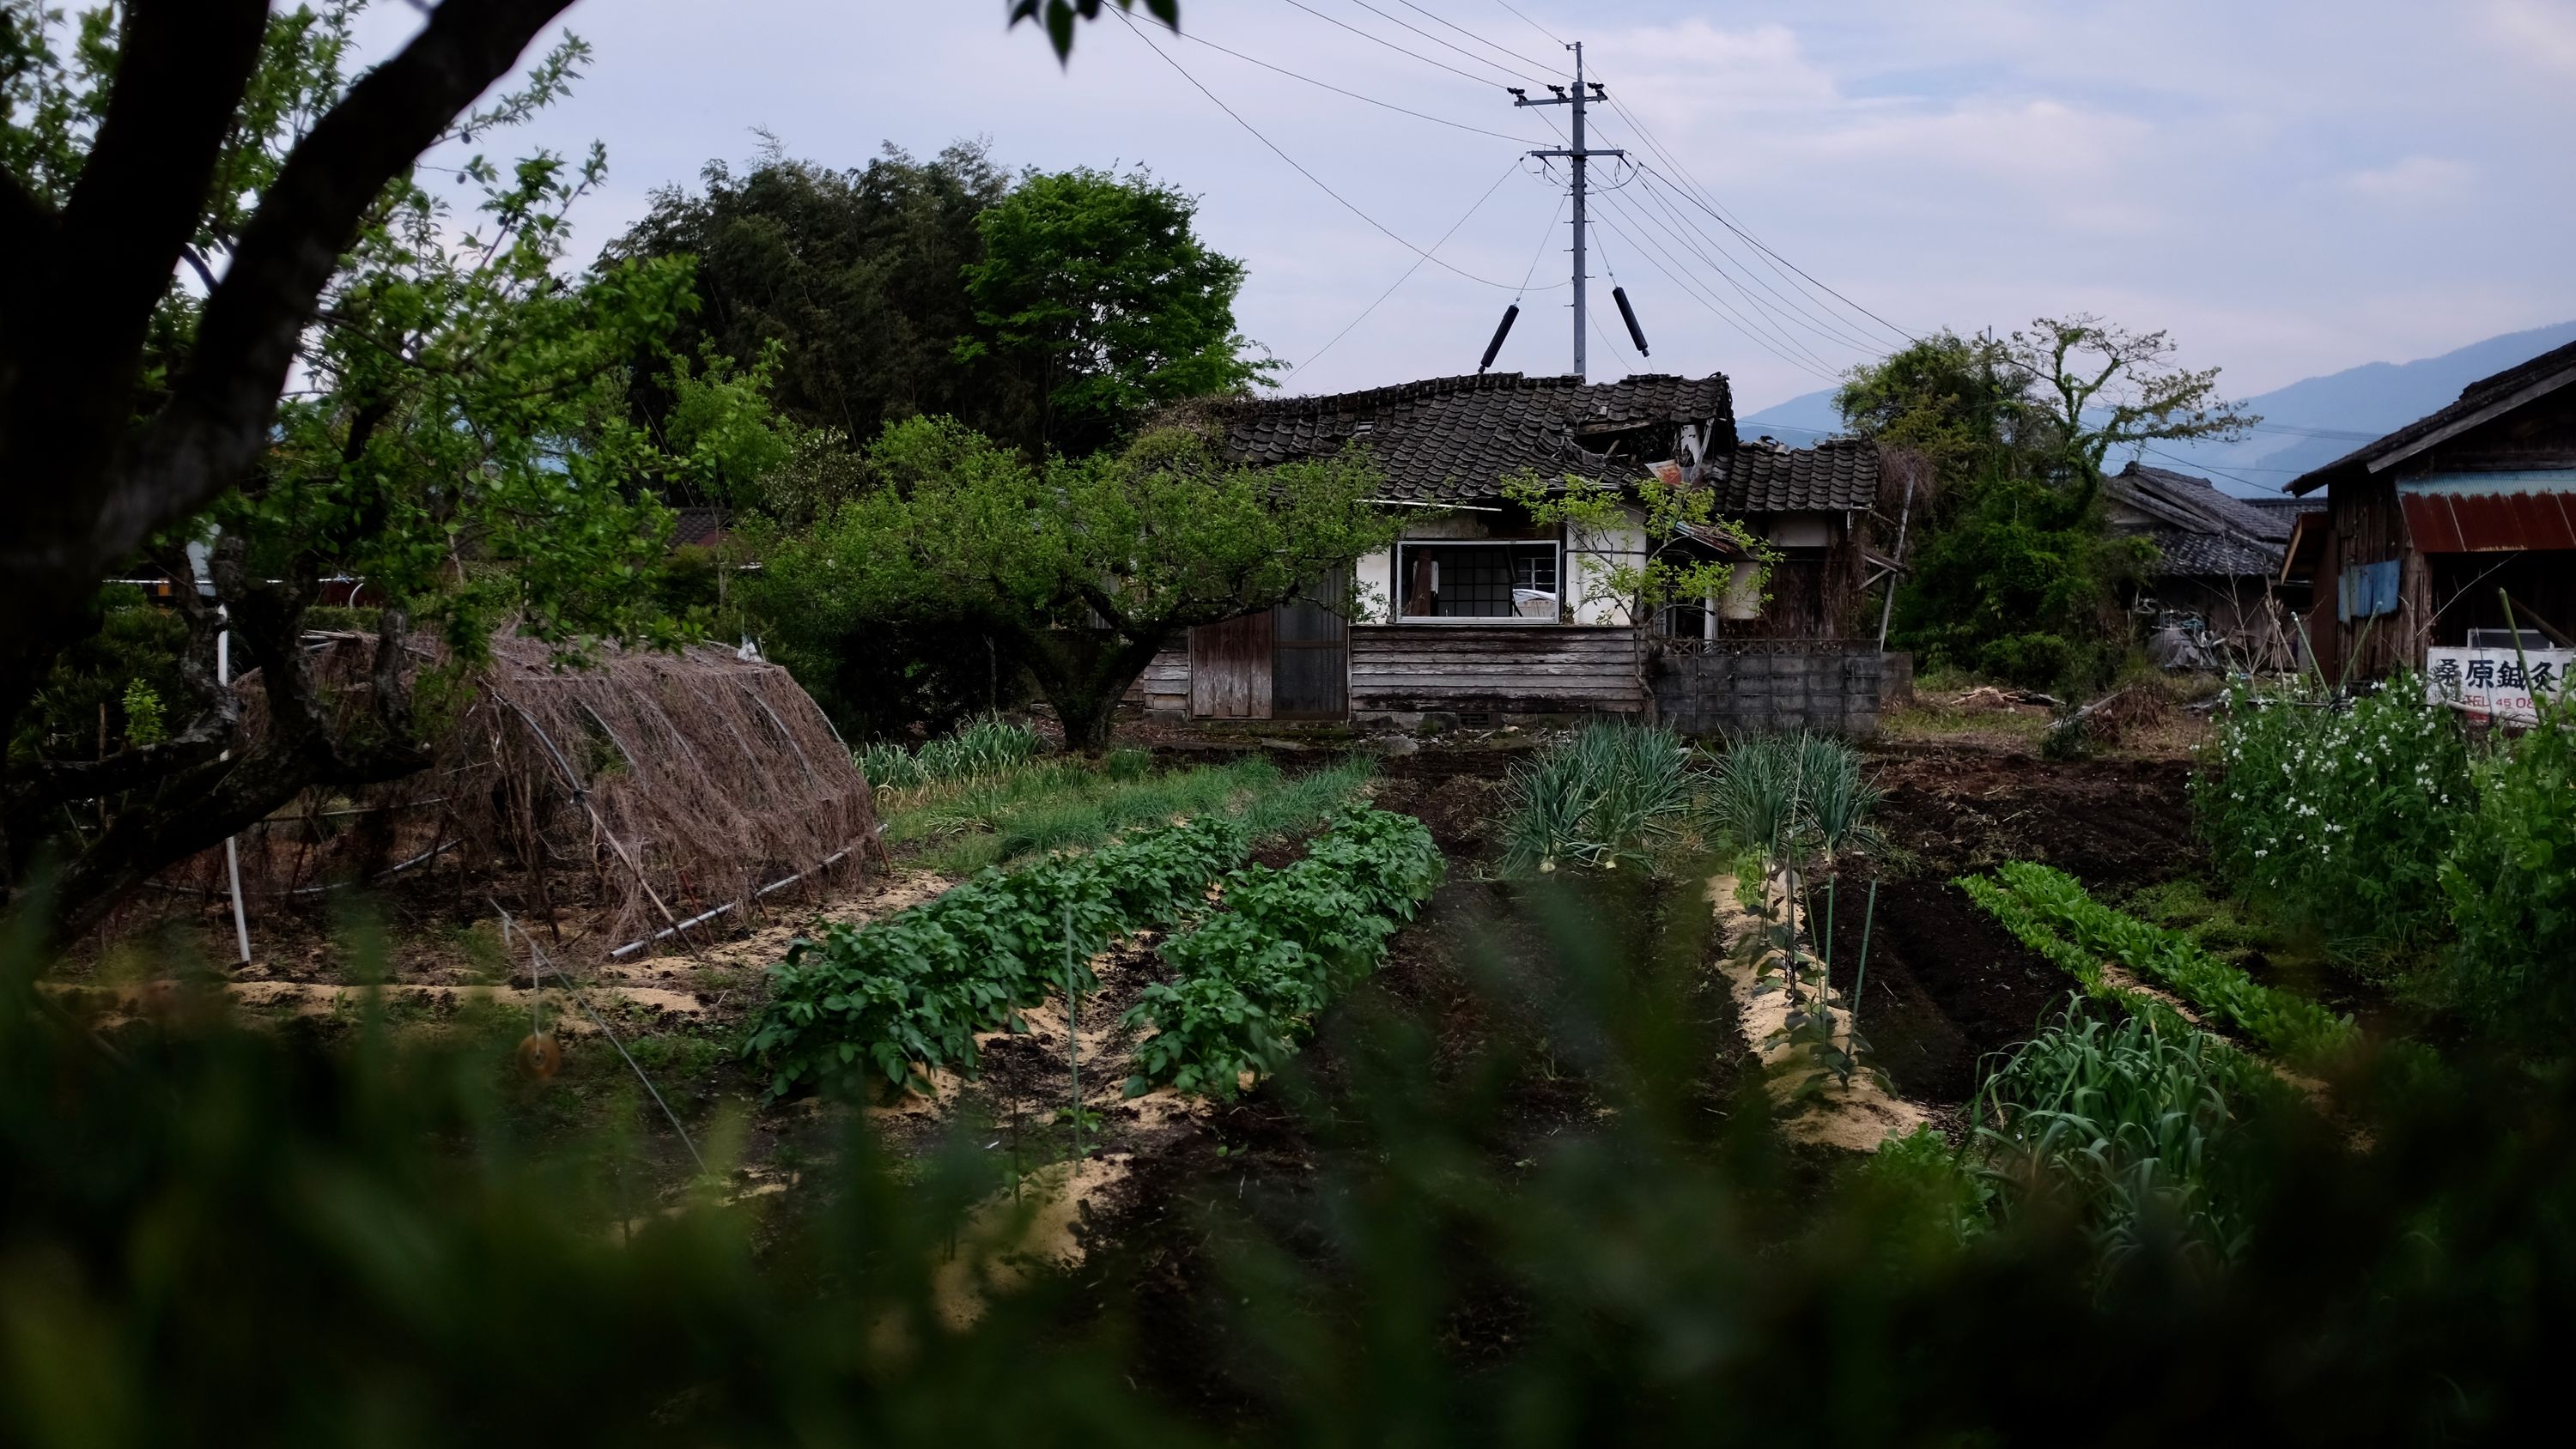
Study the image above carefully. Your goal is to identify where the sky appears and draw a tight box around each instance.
[368,0,2576,415]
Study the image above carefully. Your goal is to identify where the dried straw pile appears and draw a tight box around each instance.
[155,634,877,955]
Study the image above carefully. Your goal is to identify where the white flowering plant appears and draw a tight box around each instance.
[2191,672,2473,962]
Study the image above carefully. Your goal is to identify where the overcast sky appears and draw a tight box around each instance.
[376,0,2576,414]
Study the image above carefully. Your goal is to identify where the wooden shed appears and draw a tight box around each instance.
[2285,337,2576,682]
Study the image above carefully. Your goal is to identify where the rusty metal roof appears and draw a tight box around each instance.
[2401,482,2576,552]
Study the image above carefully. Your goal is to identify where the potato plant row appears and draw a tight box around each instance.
[747,815,1249,1097]
[1122,805,1445,1099]
[1959,862,2357,1072]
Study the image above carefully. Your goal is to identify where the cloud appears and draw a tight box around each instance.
[2341,155,2476,203]
[2487,0,2576,77]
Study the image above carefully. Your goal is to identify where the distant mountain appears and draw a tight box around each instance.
[1735,387,1846,444]
[1735,320,2576,497]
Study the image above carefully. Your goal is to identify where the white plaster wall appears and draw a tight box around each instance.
[1352,548,1395,624]
[1764,513,1834,549]
[1568,512,1649,625]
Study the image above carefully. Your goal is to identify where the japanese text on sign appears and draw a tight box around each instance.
[2426,646,2572,725]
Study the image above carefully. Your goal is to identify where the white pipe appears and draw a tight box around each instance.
[217,621,252,967]
[605,847,854,960]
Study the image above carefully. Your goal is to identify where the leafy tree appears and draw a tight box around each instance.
[0,0,1159,792]
[1838,317,2250,690]
[746,416,1397,754]
[1500,470,1770,627]
[960,166,1273,455]
[2009,313,2257,503]
[617,153,1272,459]
[0,5,781,944]
[607,145,1024,448]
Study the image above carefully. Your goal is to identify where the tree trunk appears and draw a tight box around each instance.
[1009,624,1169,758]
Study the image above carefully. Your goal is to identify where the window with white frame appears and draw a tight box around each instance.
[1396,541,1560,621]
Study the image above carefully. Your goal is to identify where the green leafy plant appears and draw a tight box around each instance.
[2194,674,2473,964]
[1971,997,2253,1265]
[2436,689,2576,1041]
[1124,805,1444,1099]
[1959,862,2358,1072]
[748,813,1247,1097]
[1500,722,1694,874]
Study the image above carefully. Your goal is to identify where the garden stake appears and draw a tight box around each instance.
[1850,879,1879,1049]
[1064,898,1081,1164]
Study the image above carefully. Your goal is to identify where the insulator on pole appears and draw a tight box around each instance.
[1479,303,1521,373]
[1613,286,1650,357]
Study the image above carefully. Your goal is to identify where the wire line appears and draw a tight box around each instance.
[1156,17,1546,143]
[1121,12,1537,291]
[1490,0,1564,47]
[1274,0,1511,88]
[1391,0,1556,75]
[1342,0,1547,83]
[1290,159,1524,379]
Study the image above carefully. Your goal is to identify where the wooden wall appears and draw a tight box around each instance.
[1348,626,1643,717]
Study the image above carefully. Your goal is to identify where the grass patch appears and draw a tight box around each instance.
[885,754,1370,875]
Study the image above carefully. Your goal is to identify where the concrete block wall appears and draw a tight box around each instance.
[1652,646,1888,738]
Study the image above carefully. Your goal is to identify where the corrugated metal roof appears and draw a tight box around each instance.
[2402,489,2576,552]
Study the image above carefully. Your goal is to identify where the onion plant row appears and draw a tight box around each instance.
[1122,805,1445,1099]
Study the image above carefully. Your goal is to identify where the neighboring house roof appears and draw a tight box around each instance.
[2105,462,2287,579]
[671,506,730,549]
[2287,336,2576,495]
[1704,438,1879,512]
[1199,372,1733,503]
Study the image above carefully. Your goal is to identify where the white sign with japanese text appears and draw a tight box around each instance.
[2426,646,2572,725]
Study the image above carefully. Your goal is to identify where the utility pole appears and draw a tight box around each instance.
[1512,43,1621,380]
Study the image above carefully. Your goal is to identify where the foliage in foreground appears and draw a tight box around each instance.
[15,889,2576,1442]
[1125,805,1443,1097]
[1500,722,1694,874]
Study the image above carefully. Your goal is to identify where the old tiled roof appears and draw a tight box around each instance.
[2287,336,2576,495]
[2109,463,2294,542]
[1196,372,1733,503]
[671,506,730,549]
[2147,528,2284,578]
[2105,463,2286,579]
[1704,438,1879,512]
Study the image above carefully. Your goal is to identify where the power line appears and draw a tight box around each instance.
[1121,12,1538,292]
[1155,19,1548,143]
[1392,0,1554,74]
[1635,158,1920,349]
[1589,193,1840,381]
[1290,159,1524,379]
[1593,88,1918,352]
[1489,0,1564,48]
[1273,0,1511,89]
[1527,106,1841,378]
[1622,167,1890,357]
[1343,0,1546,83]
